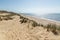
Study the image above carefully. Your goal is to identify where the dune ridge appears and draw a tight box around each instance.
[0,11,60,40]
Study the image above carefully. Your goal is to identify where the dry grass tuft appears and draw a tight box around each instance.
[46,24,58,35]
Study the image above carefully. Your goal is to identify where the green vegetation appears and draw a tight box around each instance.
[31,20,40,27]
[46,24,58,35]
[0,15,14,21]
[57,27,60,31]
[0,11,21,21]
[20,15,25,19]
[20,17,29,24]
[0,16,13,21]
[0,11,9,13]
[46,24,51,31]
[0,17,2,21]
[0,11,60,35]
[40,24,44,27]
[19,15,40,27]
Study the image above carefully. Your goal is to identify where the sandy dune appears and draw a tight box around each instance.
[0,11,60,40]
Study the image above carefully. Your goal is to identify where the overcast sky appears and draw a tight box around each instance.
[0,0,60,15]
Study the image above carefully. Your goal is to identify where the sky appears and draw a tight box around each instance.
[0,0,60,15]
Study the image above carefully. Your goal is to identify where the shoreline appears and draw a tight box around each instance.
[40,17,60,23]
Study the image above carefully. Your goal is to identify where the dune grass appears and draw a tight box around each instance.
[46,24,59,35]
[0,11,60,35]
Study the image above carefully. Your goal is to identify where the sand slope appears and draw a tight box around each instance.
[0,11,60,40]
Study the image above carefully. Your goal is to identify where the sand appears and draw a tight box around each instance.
[0,11,60,40]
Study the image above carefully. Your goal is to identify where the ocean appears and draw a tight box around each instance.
[22,13,60,21]
[42,13,60,21]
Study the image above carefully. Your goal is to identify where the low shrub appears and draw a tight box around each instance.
[32,21,40,27]
[51,24,58,35]
[46,24,51,31]
[0,17,2,21]
[20,16,24,19]
[40,24,44,27]
[46,24,58,35]
[57,27,60,31]
[20,18,28,24]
